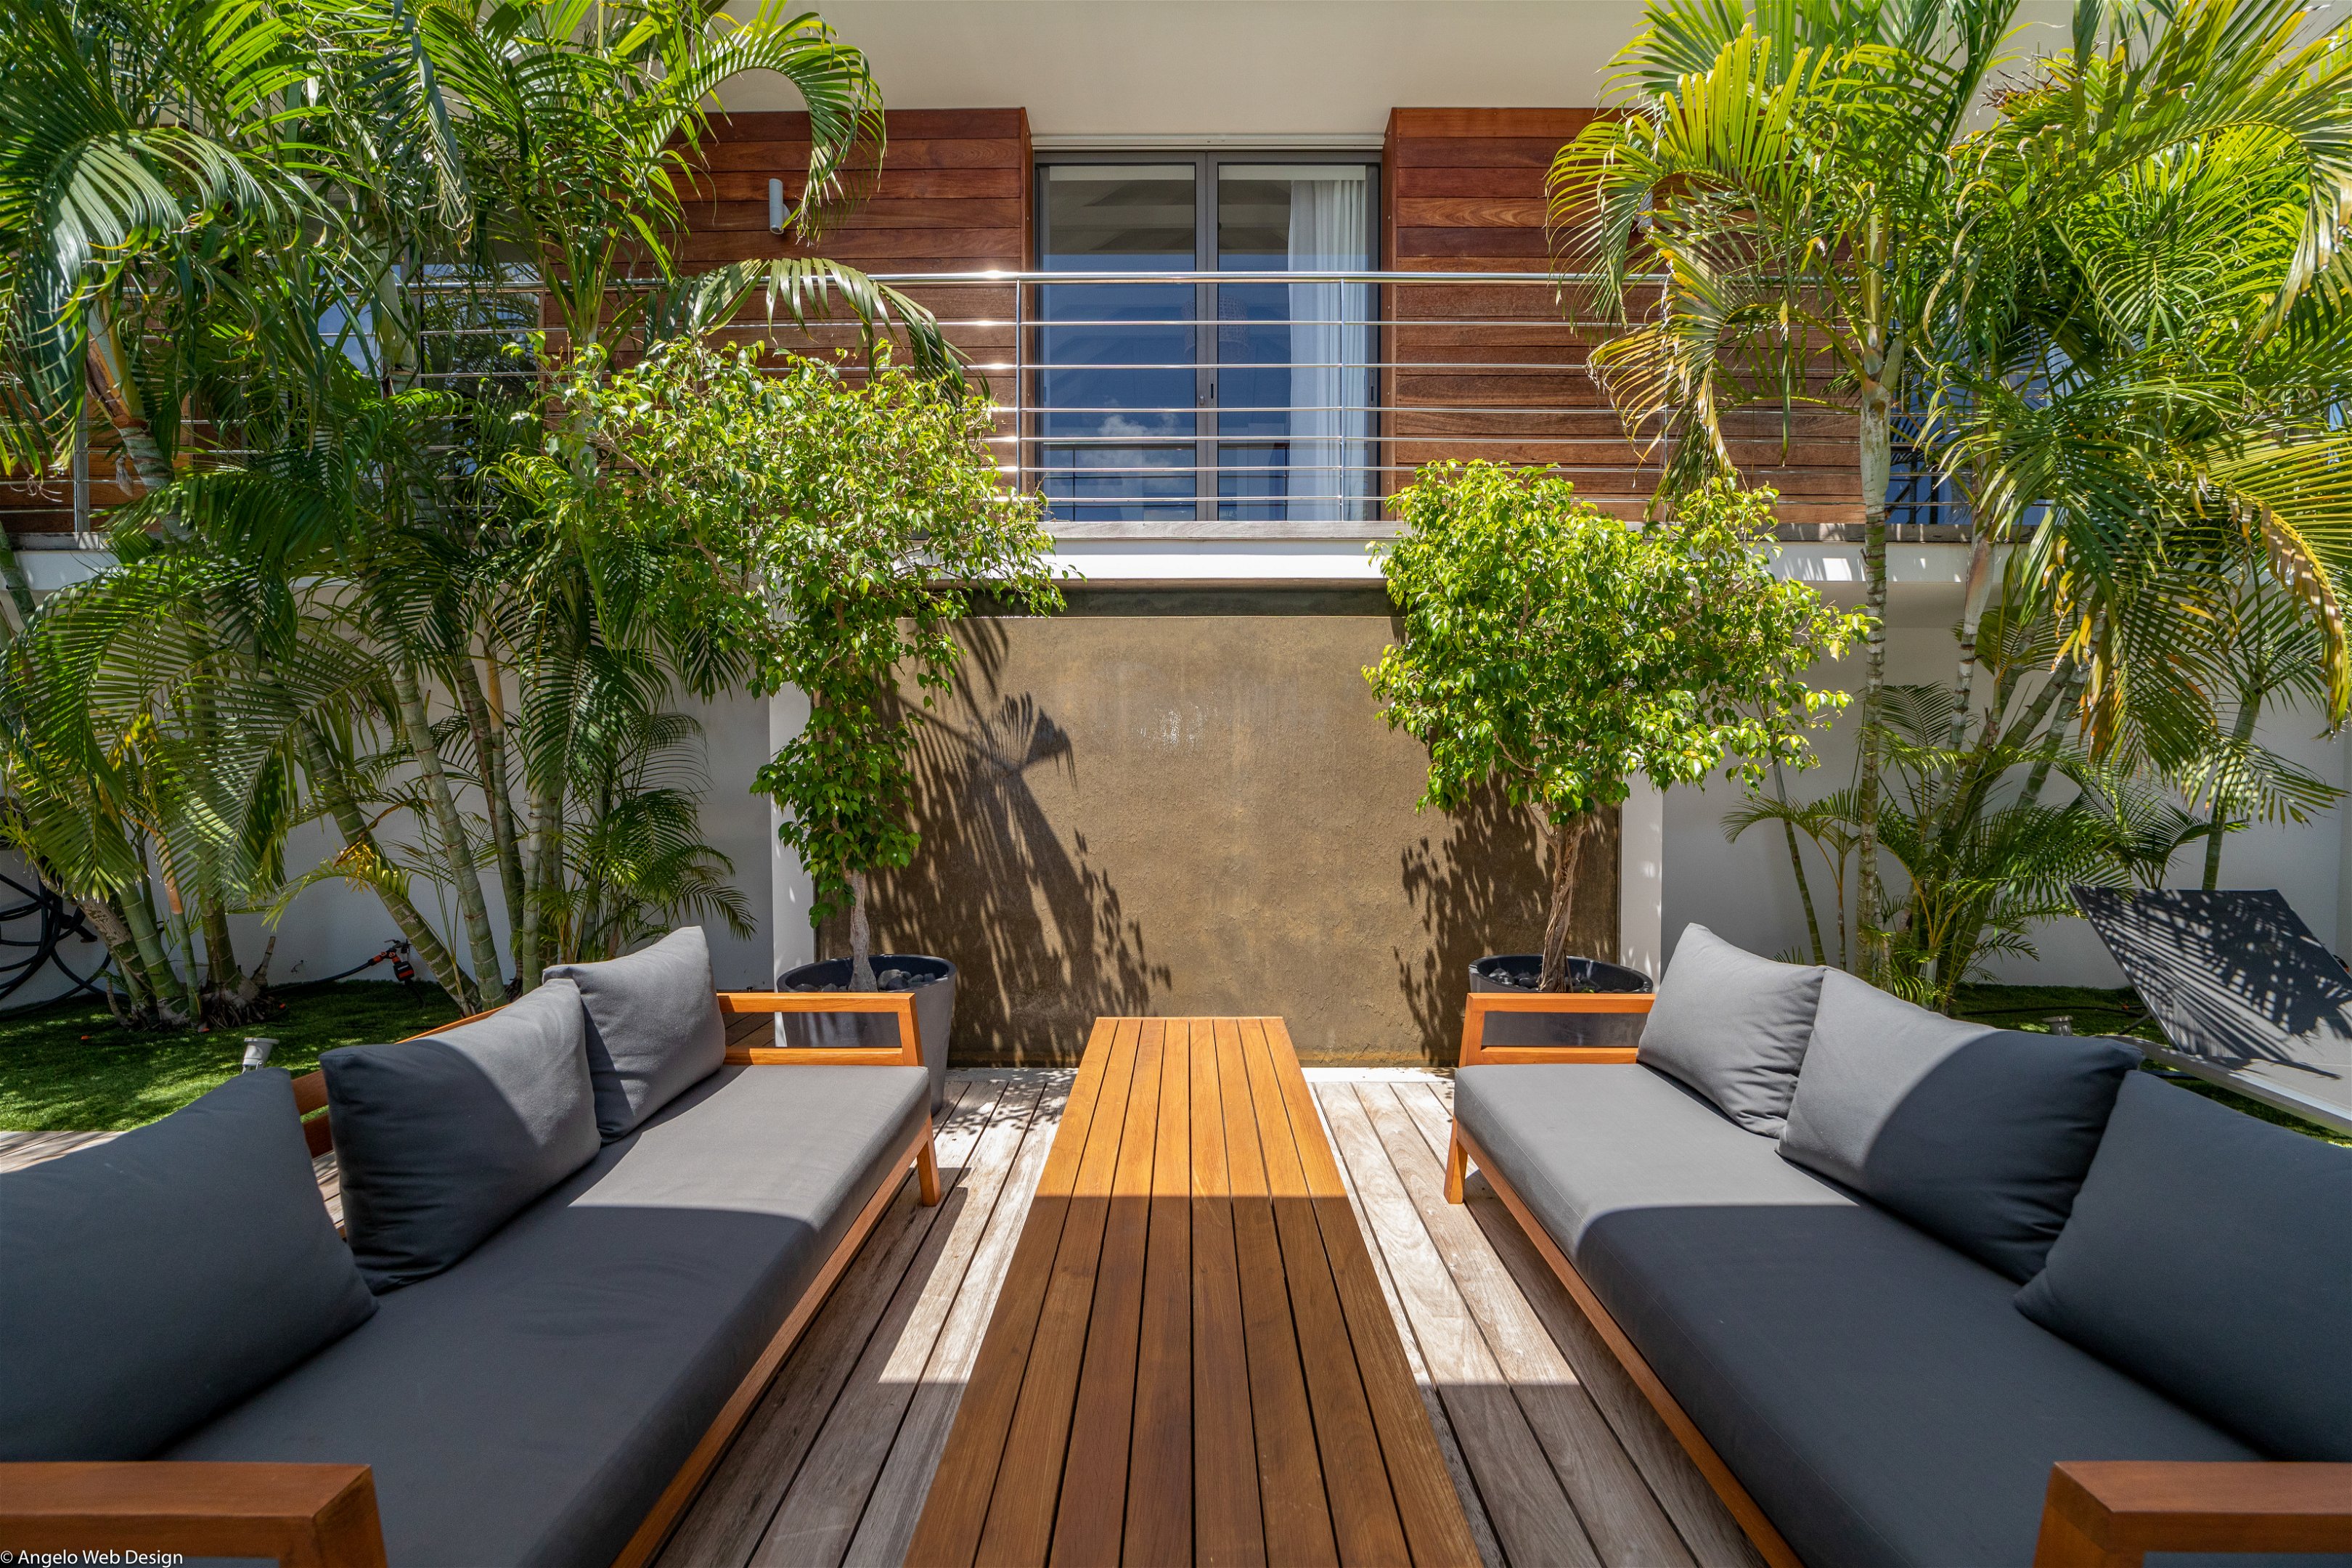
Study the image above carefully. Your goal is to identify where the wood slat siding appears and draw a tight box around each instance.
[1382,108,1861,529]
[677,108,1027,422]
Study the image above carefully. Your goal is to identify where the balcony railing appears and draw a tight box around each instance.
[4,269,1971,547]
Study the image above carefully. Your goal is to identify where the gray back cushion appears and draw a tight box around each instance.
[2017,1073,2352,1460]
[326,977,600,1291]
[1636,924,1824,1135]
[545,926,725,1140]
[0,1069,376,1458]
[1781,971,2139,1281]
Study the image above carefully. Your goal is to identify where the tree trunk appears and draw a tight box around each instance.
[393,663,506,999]
[2202,694,2264,890]
[120,878,192,1024]
[519,758,566,989]
[1854,417,1895,973]
[1538,812,1596,992]
[0,532,33,638]
[298,719,478,1012]
[456,650,528,939]
[200,896,243,999]
[2020,663,2088,807]
[84,319,172,496]
[847,869,878,991]
[1948,527,1998,751]
[74,891,155,1018]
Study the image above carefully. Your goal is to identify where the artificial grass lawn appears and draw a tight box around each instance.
[3,976,2343,1143]
[0,980,462,1132]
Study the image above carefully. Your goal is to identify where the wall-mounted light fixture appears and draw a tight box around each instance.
[769,179,792,236]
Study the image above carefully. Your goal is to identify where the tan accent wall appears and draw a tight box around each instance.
[833,605,1620,1066]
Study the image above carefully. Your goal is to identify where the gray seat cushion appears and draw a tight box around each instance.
[0,1070,376,1461]
[1781,971,2139,1280]
[168,1063,928,1568]
[1455,1063,2300,1568]
[2018,1072,2352,1461]
[325,977,600,1291]
[546,926,727,1140]
[1636,924,1824,1135]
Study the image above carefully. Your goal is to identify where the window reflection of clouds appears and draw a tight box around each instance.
[1035,160,1374,526]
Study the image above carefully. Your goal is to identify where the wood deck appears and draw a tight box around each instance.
[0,1069,1763,1567]
[663,1066,1759,1568]
[909,1017,1480,1568]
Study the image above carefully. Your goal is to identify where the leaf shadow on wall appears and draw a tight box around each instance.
[1395,794,1617,1066]
[844,621,1169,1066]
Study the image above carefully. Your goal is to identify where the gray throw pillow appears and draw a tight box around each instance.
[544,925,726,1140]
[1779,971,2139,1280]
[325,976,599,1291]
[0,1070,376,1459]
[2017,1072,2352,1460]
[1636,924,1825,1135]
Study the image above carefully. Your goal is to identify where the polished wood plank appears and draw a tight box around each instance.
[1217,1018,1339,1568]
[1262,1030,1486,1568]
[906,1026,1125,1567]
[974,1021,1145,1565]
[1240,1021,1412,1568]
[1189,1024,1267,1568]
[1124,1022,1193,1567]
[1052,1020,1164,1564]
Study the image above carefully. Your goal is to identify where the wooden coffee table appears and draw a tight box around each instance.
[907,1017,1479,1568]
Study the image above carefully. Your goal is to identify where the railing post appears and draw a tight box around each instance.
[1011,274,1026,494]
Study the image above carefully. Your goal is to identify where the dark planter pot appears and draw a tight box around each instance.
[777,954,956,1111]
[1467,952,1652,1053]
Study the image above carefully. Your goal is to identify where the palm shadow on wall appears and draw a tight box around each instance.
[1395,795,1617,1066]
[844,621,1168,1065]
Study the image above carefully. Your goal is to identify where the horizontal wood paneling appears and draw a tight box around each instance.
[1381,107,1860,526]
[678,107,1027,392]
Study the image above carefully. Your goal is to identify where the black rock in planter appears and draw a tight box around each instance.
[777,953,956,1111]
[1467,952,1651,1053]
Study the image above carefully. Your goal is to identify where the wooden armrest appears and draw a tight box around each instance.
[0,1462,387,1568]
[716,991,925,1069]
[2034,1461,2352,1567]
[1459,991,1654,1067]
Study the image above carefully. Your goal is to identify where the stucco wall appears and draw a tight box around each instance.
[835,600,1618,1066]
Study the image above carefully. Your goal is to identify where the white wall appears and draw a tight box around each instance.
[1659,625,2352,984]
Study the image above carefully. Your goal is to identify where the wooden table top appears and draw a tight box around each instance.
[906,1017,1480,1568]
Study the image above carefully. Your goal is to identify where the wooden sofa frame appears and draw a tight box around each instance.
[0,989,943,1568]
[1444,990,2352,1568]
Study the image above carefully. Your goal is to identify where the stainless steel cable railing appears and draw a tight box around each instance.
[7,269,1969,544]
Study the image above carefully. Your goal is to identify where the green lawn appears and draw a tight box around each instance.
[0,981,462,1132]
[4,976,2345,1143]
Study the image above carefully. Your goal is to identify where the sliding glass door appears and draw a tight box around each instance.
[1035,154,1378,527]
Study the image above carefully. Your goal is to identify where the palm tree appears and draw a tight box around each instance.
[1,0,964,1018]
[1563,0,2352,975]
[1920,0,2352,748]
[1548,0,2016,976]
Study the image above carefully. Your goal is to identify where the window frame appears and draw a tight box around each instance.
[1032,150,1382,529]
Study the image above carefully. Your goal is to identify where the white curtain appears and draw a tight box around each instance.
[1287,178,1371,523]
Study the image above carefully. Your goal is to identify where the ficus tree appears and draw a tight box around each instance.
[1366,466,1869,991]
[517,338,1063,989]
